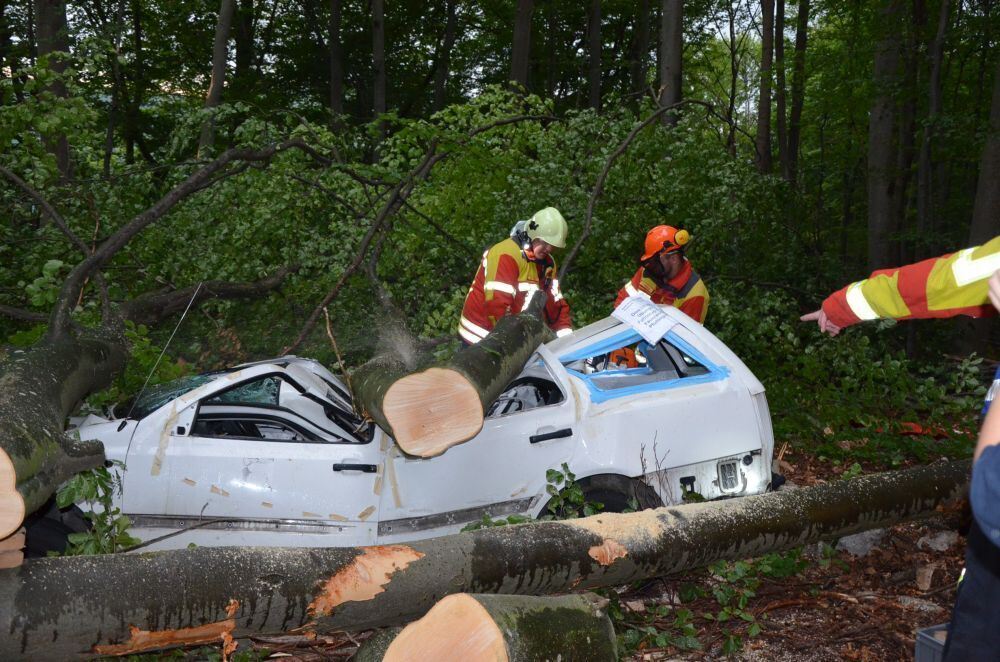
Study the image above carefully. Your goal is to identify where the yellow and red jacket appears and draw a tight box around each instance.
[613,259,710,324]
[458,238,572,344]
[822,235,1000,328]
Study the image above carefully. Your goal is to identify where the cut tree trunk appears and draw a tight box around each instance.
[0,330,127,539]
[379,593,616,662]
[0,460,969,658]
[367,295,551,457]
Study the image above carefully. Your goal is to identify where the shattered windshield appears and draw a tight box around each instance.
[204,376,280,406]
[124,373,224,420]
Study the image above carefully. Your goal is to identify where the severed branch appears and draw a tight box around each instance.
[0,305,48,323]
[47,139,324,339]
[118,266,300,327]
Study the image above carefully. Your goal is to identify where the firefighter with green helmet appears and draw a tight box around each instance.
[458,207,572,344]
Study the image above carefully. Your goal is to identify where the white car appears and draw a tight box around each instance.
[74,305,776,551]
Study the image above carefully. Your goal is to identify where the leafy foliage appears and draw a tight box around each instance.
[54,462,140,556]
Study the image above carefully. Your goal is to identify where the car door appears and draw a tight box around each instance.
[122,365,382,546]
[379,350,577,539]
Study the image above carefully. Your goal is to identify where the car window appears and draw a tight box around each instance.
[192,416,315,442]
[123,373,222,419]
[562,336,712,397]
[204,376,280,406]
[487,360,565,418]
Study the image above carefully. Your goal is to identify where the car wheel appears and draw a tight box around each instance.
[24,517,74,558]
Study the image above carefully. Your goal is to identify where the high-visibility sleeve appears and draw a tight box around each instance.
[483,253,520,325]
[678,295,707,324]
[547,296,572,334]
[821,236,1000,328]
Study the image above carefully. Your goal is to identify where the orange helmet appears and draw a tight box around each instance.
[641,225,690,261]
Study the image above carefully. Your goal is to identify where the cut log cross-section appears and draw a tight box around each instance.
[353,294,552,457]
[375,593,617,661]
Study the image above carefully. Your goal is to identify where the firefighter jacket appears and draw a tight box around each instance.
[613,259,710,324]
[822,235,1000,328]
[458,238,572,344]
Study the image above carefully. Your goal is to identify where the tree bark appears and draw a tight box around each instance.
[916,0,950,257]
[432,0,457,112]
[587,0,601,110]
[968,51,1000,245]
[199,0,236,155]
[658,0,682,125]
[629,0,650,96]
[381,593,617,661]
[233,0,254,92]
[756,0,775,172]
[785,0,809,184]
[328,0,343,119]
[510,0,533,89]
[353,295,551,458]
[372,0,386,143]
[775,0,788,176]
[867,0,903,270]
[33,0,71,179]
[0,460,969,658]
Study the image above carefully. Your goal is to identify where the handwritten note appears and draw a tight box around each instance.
[611,296,677,345]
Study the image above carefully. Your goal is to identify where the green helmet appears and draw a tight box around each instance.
[526,207,568,248]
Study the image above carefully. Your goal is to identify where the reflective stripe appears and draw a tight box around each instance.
[459,316,490,338]
[552,279,563,302]
[555,328,573,338]
[553,292,563,302]
[458,326,481,344]
[520,288,538,311]
[845,282,879,321]
[624,282,651,300]
[517,282,539,292]
[484,280,516,295]
[952,248,1000,287]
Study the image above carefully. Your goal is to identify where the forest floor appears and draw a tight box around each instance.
[167,447,968,662]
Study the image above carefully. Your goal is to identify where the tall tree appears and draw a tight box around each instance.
[372,0,386,124]
[867,0,904,270]
[510,0,533,89]
[756,0,774,172]
[785,0,809,184]
[629,0,650,95]
[775,0,788,175]
[968,51,1000,245]
[659,0,682,125]
[199,0,236,155]
[33,0,71,178]
[587,0,601,110]
[916,0,950,254]
[433,0,458,112]
[329,0,343,118]
[233,0,255,90]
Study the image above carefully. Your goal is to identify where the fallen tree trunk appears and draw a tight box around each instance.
[376,593,617,661]
[353,295,552,457]
[0,460,968,658]
[0,330,128,539]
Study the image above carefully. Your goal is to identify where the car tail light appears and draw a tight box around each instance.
[718,459,742,492]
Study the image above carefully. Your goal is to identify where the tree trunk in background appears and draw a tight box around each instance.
[756,0,774,172]
[328,0,343,118]
[433,0,457,111]
[0,1,11,104]
[629,0,650,95]
[233,0,254,93]
[916,0,950,258]
[33,0,71,179]
[0,461,969,658]
[867,0,903,271]
[125,0,144,164]
[372,0,386,118]
[510,0,533,89]
[587,0,601,110]
[786,0,809,185]
[198,0,235,155]
[775,0,788,176]
[659,0,682,125]
[725,3,738,156]
[968,52,1000,244]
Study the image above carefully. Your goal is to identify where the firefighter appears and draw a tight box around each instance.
[457,207,572,344]
[800,235,1000,336]
[614,225,710,324]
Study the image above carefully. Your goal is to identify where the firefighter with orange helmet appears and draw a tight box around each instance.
[458,207,572,344]
[614,225,710,324]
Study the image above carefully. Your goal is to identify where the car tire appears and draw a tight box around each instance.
[24,517,74,558]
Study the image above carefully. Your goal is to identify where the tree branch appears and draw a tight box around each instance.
[0,304,48,323]
[0,165,90,257]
